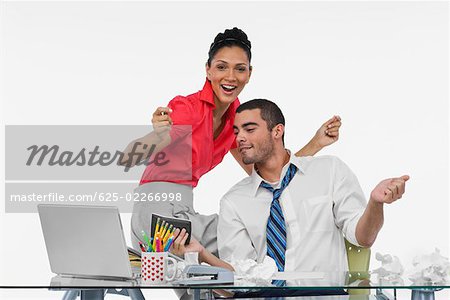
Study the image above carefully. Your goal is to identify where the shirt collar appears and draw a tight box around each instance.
[249,150,305,196]
[199,78,240,118]
[199,79,215,106]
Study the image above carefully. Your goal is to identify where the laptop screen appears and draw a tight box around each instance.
[38,204,134,279]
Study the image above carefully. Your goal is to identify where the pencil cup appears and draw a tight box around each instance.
[141,252,177,285]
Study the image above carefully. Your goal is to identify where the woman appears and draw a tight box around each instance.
[125,27,341,254]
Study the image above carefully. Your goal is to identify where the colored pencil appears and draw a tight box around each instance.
[164,237,174,252]
[163,224,173,243]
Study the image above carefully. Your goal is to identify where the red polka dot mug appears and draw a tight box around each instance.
[141,252,178,285]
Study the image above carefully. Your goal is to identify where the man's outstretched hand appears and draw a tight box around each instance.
[370,175,410,204]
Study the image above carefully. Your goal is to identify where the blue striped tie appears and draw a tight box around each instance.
[260,163,298,287]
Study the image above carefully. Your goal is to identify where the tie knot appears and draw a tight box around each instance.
[260,181,275,192]
[260,164,298,194]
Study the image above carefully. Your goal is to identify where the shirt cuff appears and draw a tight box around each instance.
[344,211,365,247]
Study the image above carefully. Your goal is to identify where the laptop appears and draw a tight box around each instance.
[38,204,140,280]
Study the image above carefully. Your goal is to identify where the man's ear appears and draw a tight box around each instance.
[273,124,285,140]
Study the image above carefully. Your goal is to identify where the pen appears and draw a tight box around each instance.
[141,230,151,247]
[160,222,169,240]
[160,108,172,116]
[152,218,160,250]
[159,221,166,235]
[163,224,173,243]
[159,237,163,252]
[154,218,160,238]
[159,221,168,234]
[145,237,153,252]
[155,236,161,252]
[163,230,174,249]
[164,237,174,252]
[138,241,147,252]
[153,221,163,250]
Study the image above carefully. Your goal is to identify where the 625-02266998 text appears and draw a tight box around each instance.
[9,192,183,203]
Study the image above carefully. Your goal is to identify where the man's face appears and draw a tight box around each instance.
[234,109,275,165]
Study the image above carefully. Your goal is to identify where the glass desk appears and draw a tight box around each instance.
[2,271,447,300]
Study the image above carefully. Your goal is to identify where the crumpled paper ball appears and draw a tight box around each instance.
[230,256,278,287]
[408,248,450,285]
[372,252,404,284]
[372,252,404,276]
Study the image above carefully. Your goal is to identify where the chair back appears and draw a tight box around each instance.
[345,239,370,272]
[345,239,371,297]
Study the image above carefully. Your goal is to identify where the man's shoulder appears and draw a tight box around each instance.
[221,176,254,204]
[296,155,343,170]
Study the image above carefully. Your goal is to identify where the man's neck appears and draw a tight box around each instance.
[255,148,290,182]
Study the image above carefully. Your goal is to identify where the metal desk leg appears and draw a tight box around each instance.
[105,288,145,300]
[191,289,215,300]
[376,288,395,299]
[80,289,105,300]
[204,290,215,300]
[126,289,145,300]
[62,290,80,300]
[193,289,200,300]
[61,288,145,300]
[411,289,436,300]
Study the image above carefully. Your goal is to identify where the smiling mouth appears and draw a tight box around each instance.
[239,145,252,153]
[221,84,237,93]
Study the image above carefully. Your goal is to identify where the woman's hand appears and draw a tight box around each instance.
[152,107,173,136]
[295,115,342,157]
[120,108,174,166]
[312,115,342,148]
[170,228,205,258]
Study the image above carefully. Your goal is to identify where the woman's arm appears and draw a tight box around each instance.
[170,228,234,271]
[230,115,342,175]
[119,107,173,167]
[295,115,342,157]
[199,249,234,271]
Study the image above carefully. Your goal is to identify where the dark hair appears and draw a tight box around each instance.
[236,99,285,144]
[207,27,252,66]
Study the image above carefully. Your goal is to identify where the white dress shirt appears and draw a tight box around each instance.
[218,153,367,272]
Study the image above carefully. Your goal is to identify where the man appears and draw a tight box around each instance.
[217,99,409,275]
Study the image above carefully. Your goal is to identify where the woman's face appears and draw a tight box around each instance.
[206,46,252,107]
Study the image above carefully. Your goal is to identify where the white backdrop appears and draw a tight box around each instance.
[1,1,449,299]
